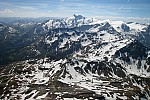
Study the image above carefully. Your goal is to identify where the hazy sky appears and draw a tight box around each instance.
[0,0,150,19]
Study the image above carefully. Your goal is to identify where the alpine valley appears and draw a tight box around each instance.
[0,15,150,100]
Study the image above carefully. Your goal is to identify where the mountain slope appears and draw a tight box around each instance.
[0,15,150,100]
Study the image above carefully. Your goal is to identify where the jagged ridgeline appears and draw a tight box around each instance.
[0,15,150,100]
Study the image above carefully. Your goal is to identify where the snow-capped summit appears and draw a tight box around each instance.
[72,14,85,21]
[43,15,148,33]
[65,14,85,27]
[43,14,86,30]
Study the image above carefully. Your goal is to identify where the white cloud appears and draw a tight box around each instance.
[18,6,36,10]
[92,16,150,23]
[4,9,14,13]
[61,0,64,2]
[0,9,14,15]
[119,6,123,10]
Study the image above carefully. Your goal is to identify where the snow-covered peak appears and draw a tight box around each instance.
[127,22,146,32]
[43,15,148,34]
[73,14,85,20]
[64,14,85,28]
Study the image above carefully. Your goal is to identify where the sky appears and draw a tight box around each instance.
[0,0,150,20]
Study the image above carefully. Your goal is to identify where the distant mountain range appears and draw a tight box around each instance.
[0,15,150,100]
[0,17,59,24]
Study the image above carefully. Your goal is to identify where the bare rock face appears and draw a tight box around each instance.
[121,23,130,32]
